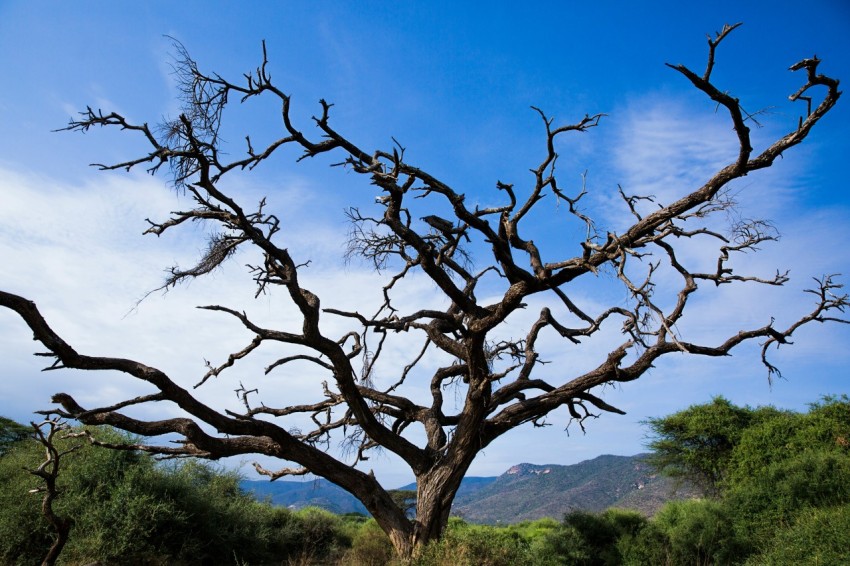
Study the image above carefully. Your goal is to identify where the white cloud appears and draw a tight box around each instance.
[0,164,485,484]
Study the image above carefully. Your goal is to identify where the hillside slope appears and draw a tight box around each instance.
[241,454,696,522]
[241,478,369,514]
[453,454,697,523]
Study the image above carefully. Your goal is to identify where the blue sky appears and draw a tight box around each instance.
[1,2,848,487]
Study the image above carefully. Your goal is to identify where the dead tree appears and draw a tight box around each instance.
[28,418,80,566]
[0,24,846,558]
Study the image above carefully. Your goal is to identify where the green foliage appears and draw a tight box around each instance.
[0,423,348,565]
[643,397,764,495]
[725,411,804,487]
[505,517,561,541]
[531,509,648,566]
[650,499,747,565]
[292,506,351,562]
[0,416,31,456]
[637,395,850,564]
[719,395,850,554]
[0,438,53,565]
[743,504,850,565]
[617,521,670,566]
[412,519,534,566]
[531,523,594,565]
[728,395,850,486]
[342,519,396,566]
[726,449,850,550]
[2,396,848,565]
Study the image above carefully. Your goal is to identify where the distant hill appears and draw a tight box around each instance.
[240,454,696,522]
[239,474,498,515]
[453,454,697,523]
[396,475,498,498]
[241,478,368,515]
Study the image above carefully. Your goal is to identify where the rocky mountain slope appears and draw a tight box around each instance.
[241,454,697,522]
[452,454,697,523]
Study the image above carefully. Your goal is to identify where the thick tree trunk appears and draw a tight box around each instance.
[379,468,465,558]
[408,438,482,555]
[413,466,461,548]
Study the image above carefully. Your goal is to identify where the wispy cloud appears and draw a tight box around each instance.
[0,164,474,484]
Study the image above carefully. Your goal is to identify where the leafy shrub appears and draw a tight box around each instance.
[651,499,747,566]
[0,417,31,456]
[743,504,850,565]
[726,449,850,553]
[291,506,351,563]
[529,509,648,566]
[530,523,593,565]
[0,423,337,565]
[342,519,396,566]
[643,397,757,495]
[617,521,671,566]
[412,520,532,566]
[0,439,53,565]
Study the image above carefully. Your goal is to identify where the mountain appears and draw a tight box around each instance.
[396,475,498,499]
[240,454,696,522]
[452,454,697,523]
[240,478,368,515]
[239,475,498,515]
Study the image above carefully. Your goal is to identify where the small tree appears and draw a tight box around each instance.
[0,24,846,557]
[643,396,762,496]
[28,418,80,566]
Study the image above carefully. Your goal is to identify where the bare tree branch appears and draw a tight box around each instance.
[28,418,80,566]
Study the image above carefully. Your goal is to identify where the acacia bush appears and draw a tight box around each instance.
[742,504,850,565]
[0,422,348,565]
[0,418,30,456]
[641,499,745,566]
[523,509,649,566]
[638,395,850,564]
[411,522,532,566]
[341,519,396,566]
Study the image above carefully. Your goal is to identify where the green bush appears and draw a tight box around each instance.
[643,397,759,495]
[617,521,671,566]
[342,519,396,566]
[291,506,351,563]
[652,499,747,565]
[0,423,338,565]
[637,395,850,565]
[0,439,53,565]
[527,509,648,566]
[726,449,850,553]
[412,520,533,566]
[3,396,847,565]
[727,395,850,490]
[743,504,850,565]
[529,523,593,565]
[0,417,31,456]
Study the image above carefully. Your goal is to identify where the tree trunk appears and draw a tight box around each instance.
[368,457,474,559]
[413,471,458,546]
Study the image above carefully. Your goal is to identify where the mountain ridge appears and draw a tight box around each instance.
[452,454,696,523]
[240,453,697,522]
